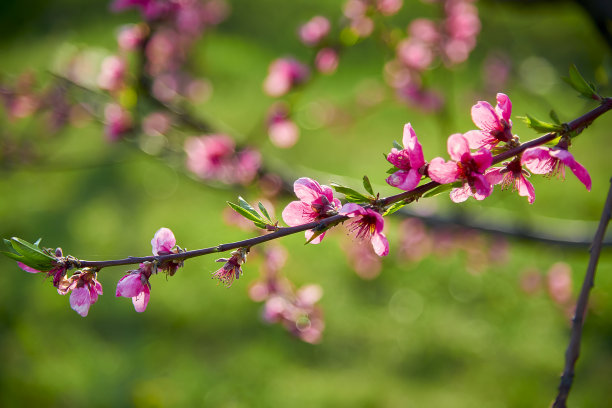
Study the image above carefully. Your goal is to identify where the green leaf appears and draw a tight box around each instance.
[549,110,561,125]
[2,237,56,271]
[258,202,272,222]
[227,201,265,224]
[330,183,370,202]
[362,175,374,196]
[383,201,408,216]
[423,183,457,198]
[519,114,563,133]
[392,140,403,150]
[386,166,398,174]
[563,64,600,100]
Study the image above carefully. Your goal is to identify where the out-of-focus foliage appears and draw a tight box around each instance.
[1,0,612,406]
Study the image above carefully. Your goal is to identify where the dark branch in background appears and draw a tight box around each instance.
[552,177,612,408]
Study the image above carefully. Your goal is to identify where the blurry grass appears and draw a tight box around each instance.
[1,0,612,407]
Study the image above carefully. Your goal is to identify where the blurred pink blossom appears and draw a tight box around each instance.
[547,262,573,305]
[299,16,331,46]
[117,24,147,50]
[104,103,132,142]
[377,0,403,16]
[263,58,310,97]
[315,48,339,75]
[98,55,127,92]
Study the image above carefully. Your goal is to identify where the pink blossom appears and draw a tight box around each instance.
[521,144,591,191]
[397,39,434,71]
[409,19,439,44]
[386,123,426,191]
[151,227,176,255]
[184,134,235,181]
[339,203,389,256]
[110,0,176,20]
[267,104,300,148]
[376,0,403,16]
[263,58,310,97]
[428,133,493,202]
[57,270,103,317]
[117,24,146,50]
[315,48,339,75]
[104,103,132,142]
[212,248,248,287]
[116,267,151,312]
[98,56,126,92]
[464,93,513,150]
[486,158,535,204]
[282,177,341,244]
[299,16,331,46]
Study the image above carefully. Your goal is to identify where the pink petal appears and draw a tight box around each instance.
[517,175,536,204]
[463,130,492,150]
[403,123,425,168]
[17,262,41,273]
[282,201,316,226]
[447,133,470,161]
[116,273,144,298]
[552,149,592,191]
[151,227,176,255]
[521,147,554,175]
[450,184,471,203]
[339,203,366,217]
[70,287,92,317]
[471,100,501,133]
[371,231,389,257]
[495,93,512,123]
[471,148,493,173]
[471,174,493,200]
[305,229,325,244]
[386,169,421,191]
[132,285,150,312]
[485,168,504,185]
[293,177,325,203]
[428,157,459,184]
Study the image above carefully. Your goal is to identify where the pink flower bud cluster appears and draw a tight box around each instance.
[249,245,325,343]
[184,134,261,185]
[116,227,183,312]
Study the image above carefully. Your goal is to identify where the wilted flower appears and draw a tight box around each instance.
[212,247,248,287]
[116,263,152,312]
[282,177,342,244]
[428,133,493,202]
[339,203,389,256]
[386,123,426,191]
[57,269,103,317]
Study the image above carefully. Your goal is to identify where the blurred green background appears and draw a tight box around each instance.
[1,0,612,406]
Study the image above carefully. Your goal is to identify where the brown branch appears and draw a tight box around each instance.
[552,178,612,408]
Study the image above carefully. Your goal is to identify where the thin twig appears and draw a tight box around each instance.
[552,178,612,408]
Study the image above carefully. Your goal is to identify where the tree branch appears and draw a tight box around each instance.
[552,177,612,408]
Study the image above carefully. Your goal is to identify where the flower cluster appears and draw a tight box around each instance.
[385,0,480,111]
[184,134,261,185]
[384,93,591,204]
[249,245,325,343]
